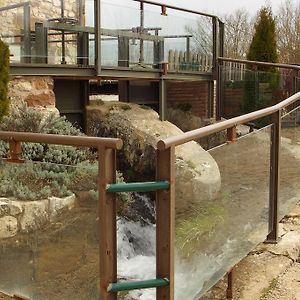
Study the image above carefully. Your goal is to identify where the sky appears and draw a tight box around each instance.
[149,0,285,16]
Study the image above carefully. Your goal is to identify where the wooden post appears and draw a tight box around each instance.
[156,146,175,300]
[266,110,281,243]
[227,126,237,143]
[99,147,117,300]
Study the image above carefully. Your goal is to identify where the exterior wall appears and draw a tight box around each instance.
[167,81,210,118]
[8,76,57,112]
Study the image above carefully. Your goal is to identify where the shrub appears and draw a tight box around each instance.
[0,39,9,122]
[0,103,92,165]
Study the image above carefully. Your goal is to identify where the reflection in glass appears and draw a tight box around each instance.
[0,160,99,299]
[280,106,300,220]
[175,127,271,299]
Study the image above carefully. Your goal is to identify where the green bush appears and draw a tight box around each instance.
[0,39,10,122]
[0,103,92,165]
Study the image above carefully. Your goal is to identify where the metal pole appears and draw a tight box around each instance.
[212,17,218,79]
[60,0,66,64]
[159,79,167,121]
[139,2,144,65]
[99,147,117,300]
[23,4,31,63]
[156,146,175,300]
[95,0,101,75]
[266,110,281,243]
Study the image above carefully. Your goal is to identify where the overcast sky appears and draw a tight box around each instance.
[149,0,285,16]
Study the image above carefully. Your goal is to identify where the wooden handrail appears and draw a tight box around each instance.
[0,131,123,149]
[157,91,300,150]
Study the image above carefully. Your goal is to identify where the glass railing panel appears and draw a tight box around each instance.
[280,105,300,220]
[101,0,140,68]
[144,4,213,72]
[117,190,157,300]
[221,64,299,120]
[0,0,95,66]
[0,4,25,63]
[0,148,99,299]
[174,126,271,299]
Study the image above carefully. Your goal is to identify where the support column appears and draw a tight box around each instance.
[159,79,167,121]
[156,146,175,300]
[99,147,117,300]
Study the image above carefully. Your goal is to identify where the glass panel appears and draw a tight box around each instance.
[221,64,298,120]
[0,156,99,299]
[117,194,157,300]
[175,126,271,299]
[280,105,300,220]
[101,0,140,68]
[100,0,213,72]
[0,0,95,65]
[144,4,213,72]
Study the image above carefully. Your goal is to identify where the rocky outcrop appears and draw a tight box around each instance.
[87,101,221,218]
[8,76,59,116]
[0,195,75,239]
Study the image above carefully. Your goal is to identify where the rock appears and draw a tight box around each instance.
[19,200,49,231]
[25,91,55,107]
[87,102,221,218]
[48,194,76,220]
[0,216,18,239]
[267,231,300,261]
[0,201,10,217]
[7,201,23,216]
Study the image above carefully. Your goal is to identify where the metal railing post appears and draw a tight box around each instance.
[23,3,31,63]
[266,110,281,243]
[99,146,117,300]
[156,146,175,300]
[95,0,101,75]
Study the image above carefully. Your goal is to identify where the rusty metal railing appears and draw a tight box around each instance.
[157,90,300,299]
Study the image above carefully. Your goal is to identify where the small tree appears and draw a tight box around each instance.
[244,7,279,122]
[247,6,278,69]
[0,39,9,122]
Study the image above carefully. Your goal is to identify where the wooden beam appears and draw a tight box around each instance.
[156,146,175,300]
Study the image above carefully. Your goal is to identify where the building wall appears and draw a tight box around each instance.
[167,81,210,118]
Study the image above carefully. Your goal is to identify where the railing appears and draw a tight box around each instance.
[0,0,224,77]
[1,91,300,299]
[157,90,300,299]
[217,57,300,120]
[0,131,175,300]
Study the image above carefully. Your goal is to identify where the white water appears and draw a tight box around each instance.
[116,195,269,300]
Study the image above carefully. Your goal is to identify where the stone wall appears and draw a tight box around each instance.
[8,76,58,113]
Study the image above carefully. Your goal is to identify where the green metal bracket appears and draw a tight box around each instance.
[106,181,169,193]
[108,278,169,293]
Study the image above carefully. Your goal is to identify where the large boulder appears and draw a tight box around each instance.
[87,102,221,218]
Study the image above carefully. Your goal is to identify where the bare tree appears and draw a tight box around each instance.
[223,9,253,59]
[276,0,300,64]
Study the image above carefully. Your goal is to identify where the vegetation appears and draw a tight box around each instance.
[0,39,10,122]
[243,7,279,126]
[0,103,91,165]
[176,191,230,259]
[260,277,279,299]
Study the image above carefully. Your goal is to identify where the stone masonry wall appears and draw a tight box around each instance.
[8,76,58,113]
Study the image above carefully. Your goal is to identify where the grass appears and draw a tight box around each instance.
[260,277,279,299]
[175,191,231,259]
